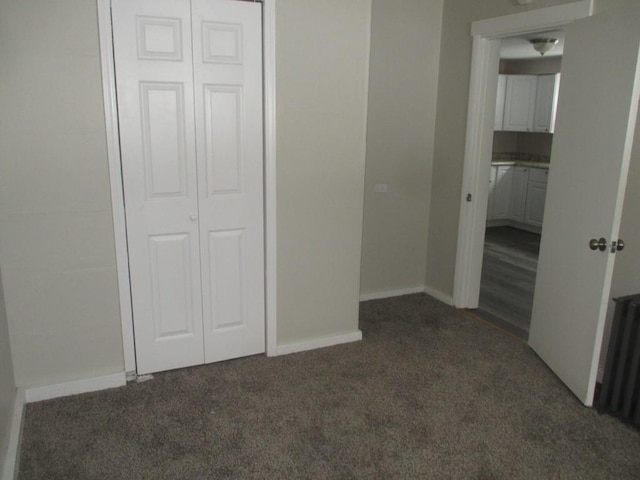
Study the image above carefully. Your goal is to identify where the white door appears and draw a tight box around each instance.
[112,0,265,374]
[528,7,640,406]
[191,0,265,363]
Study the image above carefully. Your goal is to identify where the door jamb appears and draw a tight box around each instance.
[452,0,593,308]
[96,0,278,376]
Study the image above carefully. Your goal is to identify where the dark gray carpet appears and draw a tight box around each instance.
[18,294,640,479]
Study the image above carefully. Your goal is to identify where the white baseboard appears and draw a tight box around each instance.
[25,372,126,404]
[359,286,425,302]
[423,285,454,305]
[275,330,363,356]
[2,388,25,480]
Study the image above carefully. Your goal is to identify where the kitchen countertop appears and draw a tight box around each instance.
[491,160,550,169]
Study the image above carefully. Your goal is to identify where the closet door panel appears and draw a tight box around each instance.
[112,0,204,374]
[192,0,265,363]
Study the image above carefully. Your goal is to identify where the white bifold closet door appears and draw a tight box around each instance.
[112,0,264,374]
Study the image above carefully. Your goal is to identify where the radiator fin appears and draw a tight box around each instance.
[597,294,640,428]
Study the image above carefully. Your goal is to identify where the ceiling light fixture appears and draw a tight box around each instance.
[529,38,559,56]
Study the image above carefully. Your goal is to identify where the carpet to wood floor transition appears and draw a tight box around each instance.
[18,294,640,479]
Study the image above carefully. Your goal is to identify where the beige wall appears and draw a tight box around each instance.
[428,0,639,372]
[0,267,16,474]
[426,0,590,297]
[602,106,640,372]
[275,0,371,344]
[0,0,373,384]
[0,0,124,388]
[360,0,443,297]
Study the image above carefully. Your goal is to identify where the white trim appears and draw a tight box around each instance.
[359,286,425,302]
[97,0,136,374]
[24,372,126,404]
[263,0,278,357]
[2,389,25,480]
[423,285,454,306]
[274,331,363,356]
[453,36,501,309]
[96,0,278,368]
[471,0,593,38]
[452,1,593,308]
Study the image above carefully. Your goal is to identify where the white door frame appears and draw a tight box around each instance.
[452,0,593,308]
[96,0,277,375]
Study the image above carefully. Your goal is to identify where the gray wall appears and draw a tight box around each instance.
[275,0,371,344]
[0,0,124,388]
[0,267,16,475]
[424,0,627,298]
[603,103,640,372]
[0,0,372,387]
[428,0,640,373]
[359,0,443,297]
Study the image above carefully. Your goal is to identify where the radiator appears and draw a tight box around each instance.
[597,294,640,427]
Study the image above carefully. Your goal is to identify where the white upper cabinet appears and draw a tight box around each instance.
[494,74,507,131]
[502,75,537,132]
[533,74,561,133]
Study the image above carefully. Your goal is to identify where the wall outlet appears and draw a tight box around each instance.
[374,183,388,193]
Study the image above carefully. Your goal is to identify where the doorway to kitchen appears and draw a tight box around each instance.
[475,31,562,339]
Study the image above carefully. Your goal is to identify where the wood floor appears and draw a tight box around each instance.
[476,226,541,340]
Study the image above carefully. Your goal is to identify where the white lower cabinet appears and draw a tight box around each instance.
[487,165,548,231]
[487,166,497,220]
[525,183,547,227]
[524,168,549,227]
[487,165,512,221]
[509,167,528,223]
[493,166,512,220]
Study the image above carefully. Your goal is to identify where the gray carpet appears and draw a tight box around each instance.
[18,294,640,479]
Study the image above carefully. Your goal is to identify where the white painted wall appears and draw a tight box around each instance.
[360,0,443,298]
[0,267,16,476]
[0,0,125,388]
[275,0,371,344]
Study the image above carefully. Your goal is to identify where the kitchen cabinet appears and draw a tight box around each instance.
[487,165,512,221]
[509,166,529,222]
[487,166,497,220]
[524,168,549,227]
[493,165,512,220]
[487,164,549,231]
[494,74,507,130]
[533,74,561,133]
[502,75,537,132]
